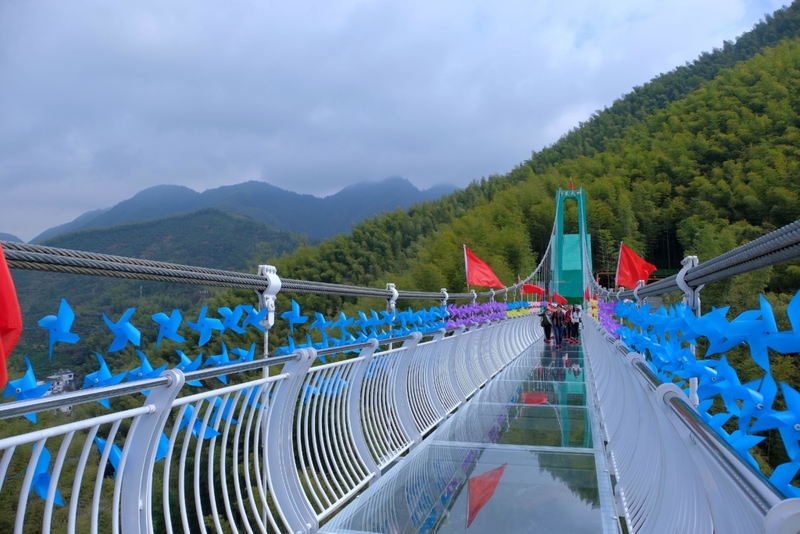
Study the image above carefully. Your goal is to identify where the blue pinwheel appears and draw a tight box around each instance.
[273,336,296,356]
[310,312,332,334]
[103,308,141,352]
[127,350,168,383]
[241,305,266,332]
[331,312,354,337]
[175,350,203,387]
[203,342,233,384]
[155,432,170,462]
[211,396,239,426]
[38,298,80,359]
[178,404,221,440]
[83,352,127,408]
[151,309,185,349]
[29,443,64,506]
[94,436,122,479]
[750,382,800,461]
[186,306,224,346]
[231,343,257,363]
[281,300,309,334]
[218,305,246,335]
[3,357,51,422]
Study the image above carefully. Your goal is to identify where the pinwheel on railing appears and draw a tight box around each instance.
[30,443,64,506]
[3,357,51,422]
[37,298,80,359]
[83,352,126,408]
[152,309,185,349]
[103,308,141,352]
[186,306,224,346]
[612,289,800,497]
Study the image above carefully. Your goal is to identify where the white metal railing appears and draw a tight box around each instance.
[0,315,537,534]
[581,317,786,533]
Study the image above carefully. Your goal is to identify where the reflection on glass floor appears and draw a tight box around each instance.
[322,337,617,533]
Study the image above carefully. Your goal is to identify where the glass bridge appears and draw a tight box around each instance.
[324,337,619,534]
[1,189,799,533]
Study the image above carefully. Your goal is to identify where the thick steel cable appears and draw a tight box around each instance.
[1,241,488,300]
[610,219,800,300]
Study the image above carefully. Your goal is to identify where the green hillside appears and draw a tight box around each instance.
[259,31,800,479]
[9,209,306,377]
[40,207,307,271]
[6,0,800,483]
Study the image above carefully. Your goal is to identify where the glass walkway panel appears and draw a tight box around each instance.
[322,337,619,534]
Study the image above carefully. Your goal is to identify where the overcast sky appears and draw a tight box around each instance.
[0,0,788,242]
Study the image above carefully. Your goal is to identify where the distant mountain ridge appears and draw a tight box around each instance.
[0,233,22,243]
[32,177,457,243]
[39,207,307,271]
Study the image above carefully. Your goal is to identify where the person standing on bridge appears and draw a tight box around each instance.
[539,304,552,343]
[571,305,582,342]
[551,305,565,349]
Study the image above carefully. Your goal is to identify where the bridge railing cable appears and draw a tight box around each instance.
[609,219,800,300]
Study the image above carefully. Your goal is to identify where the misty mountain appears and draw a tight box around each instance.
[0,233,22,243]
[32,177,457,243]
[39,207,307,271]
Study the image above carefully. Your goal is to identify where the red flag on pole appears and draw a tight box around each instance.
[583,287,591,302]
[552,292,568,305]
[464,246,504,289]
[569,178,574,190]
[615,242,657,290]
[467,463,507,528]
[0,243,23,388]
[521,284,544,295]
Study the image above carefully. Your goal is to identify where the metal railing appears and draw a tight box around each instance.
[0,309,537,533]
[581,319,782,533]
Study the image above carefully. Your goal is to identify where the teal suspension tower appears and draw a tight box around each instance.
[551,187,592,302]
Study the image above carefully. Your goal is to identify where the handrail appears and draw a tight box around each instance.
[666,393,785,509]
[628,360,786,506]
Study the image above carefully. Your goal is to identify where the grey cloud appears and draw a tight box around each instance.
[0,0,781,241]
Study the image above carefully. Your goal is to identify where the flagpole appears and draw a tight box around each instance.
[463,244,470,294]
[615,241,622,289]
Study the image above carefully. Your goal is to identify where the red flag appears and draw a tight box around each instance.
[522,392,547,405]
[521,284,544,295]
[583,287,590,302]
[467,463,507,528]
[569,178,574,190]
[615,242,657,290]
[464,246,504,289]
[553,292,568,305]
[0,244,23,388]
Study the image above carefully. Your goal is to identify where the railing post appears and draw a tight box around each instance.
[120,369,185,534]
[448,326,468,405]
[676,255,704,408]
[346,340,382,481]
[392,333,423,449]
[266,349,318,534]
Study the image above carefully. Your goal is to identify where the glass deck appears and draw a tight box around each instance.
[322,337,618,533]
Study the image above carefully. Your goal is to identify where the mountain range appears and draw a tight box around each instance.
[0,233,21,243]
[31,177,456,243]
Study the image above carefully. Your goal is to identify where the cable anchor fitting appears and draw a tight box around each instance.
[386,283,399,316]
[256,265,282,331]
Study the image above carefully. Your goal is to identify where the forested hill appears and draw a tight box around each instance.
[272,15,800,301]
[525,2,800,175]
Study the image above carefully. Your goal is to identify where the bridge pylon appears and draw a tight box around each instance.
[551,187,592,303]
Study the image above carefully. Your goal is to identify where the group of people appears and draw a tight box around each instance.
[538,303,581,348]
